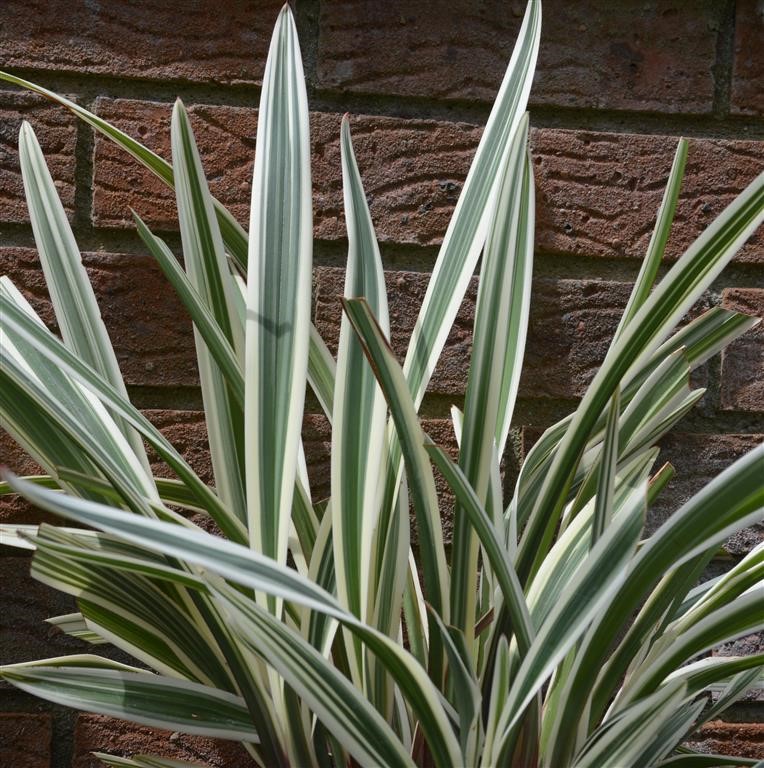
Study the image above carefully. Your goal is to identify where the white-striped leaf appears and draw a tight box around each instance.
[245,6,312,587]
[0,657,258,741]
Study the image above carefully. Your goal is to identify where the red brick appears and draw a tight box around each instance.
[91,99,251,231]
[144,410,211,485]
[651,433,763,554]
[0,246,721,402]
[0,430,57,527]
[89,102,763,264]
[73,714,256,768]
[731,0,764,115]
[0,0,281,86]
[531,129,763,263]
[0,557,86,671]
[316,267,713,402]
[0,89,77,223]
[91,100,483,245]
[299,411,467,544]
[0,713,52,768]
[317,0,720,113]
[720,289,764,412]
[686,721,764,760]
[0,247,197,389]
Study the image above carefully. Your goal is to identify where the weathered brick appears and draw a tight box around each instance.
[731,0,764,115]
[0,558,85,672]
[73,714,256,768]
[0,713,52,768]
[91,99,254,231]
[532,129,763,263]
[720,289,764,412]
[0,89,77,223]
[686,721,764,759]
[90,103,763,264]
[0,0,281,86]
[0,430,56,528]
[317,0,720,113]
[518,428,762,555]
[0,247,197,389]
[316,267,712,401]
[651,432,763,553]
[144,409,212,486]
[91,100,482,245]
[0,245,721,402]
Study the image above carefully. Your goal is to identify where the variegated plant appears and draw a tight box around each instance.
[1,3,763,767]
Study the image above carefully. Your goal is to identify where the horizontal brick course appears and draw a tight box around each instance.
[731,0,764,116]
[0,558,85,673]
[686,721,764,759]
[0,713,52,768]
[317,0,721,113]
[0,247,197,388]
[0,0,281,86]
[7,247,707,400]
[720,289,764,413]
[0,89,77,223]
[73,714,256,768]
[652,432,763,552]
[89,101,763,263]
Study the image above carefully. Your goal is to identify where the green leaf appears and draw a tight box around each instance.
[426,442,534,658]
[0,657,259,741]
[211,579,415,768]
[491,480,645,765]
[17,122,151,473]
[403,0,541,409]
[331,116,390,635]
[545,445,764,766]
[0,70,337,424]
[93,755,208,768]
[572,681,689,768]
[0,296,246,543]
[451,113,533,645]
[342,298,449,619]
[0,70,249,270]
[5,473,461,768]
[171,100,247,524]
[591,388,620,545]
[245,6,312,587]
[133,215,244,408]
[518,168,764,584]
[615,138,688,340]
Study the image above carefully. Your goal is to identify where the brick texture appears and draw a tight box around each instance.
[317,0,721,113]
[0,0,281,86]
[0,557,85,672]
[731,0,764,115]
[0,713,52,768]
[315,267,711,401]
[686,721,764,759]
[73,714,256,768]
[532,130,763,263]
[720,289,764,412]
[90,103,763,263]
[0,89,77,223]
[3,252,707,400]
[652,432,763,552]
[0,247,197,388]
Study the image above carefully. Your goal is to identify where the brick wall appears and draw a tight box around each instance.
[0,1,762,764]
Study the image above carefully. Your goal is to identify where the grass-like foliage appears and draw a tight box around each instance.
[1,3,763,766]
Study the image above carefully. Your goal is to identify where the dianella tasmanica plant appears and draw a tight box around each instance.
[1,3,763,767]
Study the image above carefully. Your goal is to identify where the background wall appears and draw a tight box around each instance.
[0,1,762,765]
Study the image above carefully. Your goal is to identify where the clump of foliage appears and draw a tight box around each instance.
[1,3,763,767]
